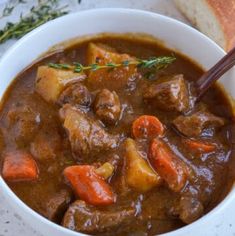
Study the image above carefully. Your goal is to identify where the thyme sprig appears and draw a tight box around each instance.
[0,0,27,19]
[0,0,68,44]
[48,56,176,74]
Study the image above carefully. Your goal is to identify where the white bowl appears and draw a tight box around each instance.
[0,8,235,236]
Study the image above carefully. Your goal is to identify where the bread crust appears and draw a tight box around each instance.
[174,0,235,51]
[207,0,235,50]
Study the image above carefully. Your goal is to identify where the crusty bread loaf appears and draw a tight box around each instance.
[174,0,235,51]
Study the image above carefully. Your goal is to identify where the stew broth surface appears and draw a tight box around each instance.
[0,34,234,235]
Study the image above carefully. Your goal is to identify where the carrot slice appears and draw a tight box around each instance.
[63,165,115,206]
[149,138,187,192]
[184,139,216,153]
[132,115,164,139]
[2,150,39,182]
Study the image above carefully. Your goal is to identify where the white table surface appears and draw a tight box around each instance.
[0,1,233,236]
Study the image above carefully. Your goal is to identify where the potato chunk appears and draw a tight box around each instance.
[87,43,138,90]
[35,66,86,103]
[124,138,161,192]
[95,162,115,180]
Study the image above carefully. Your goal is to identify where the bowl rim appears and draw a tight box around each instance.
[0,7,234,236]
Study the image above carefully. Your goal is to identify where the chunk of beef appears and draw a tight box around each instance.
[173,111,225,137]
[87,43,139,91]
[40,189,72,222]
[179,196,204,224]
[59,104,119,158]
[62,200,135,233]
[7,105,40,146]
[168,196,204,224]
[143,74,189,112]
[94,89,121,125]
[30,128,61,161]
[57,83,92,108]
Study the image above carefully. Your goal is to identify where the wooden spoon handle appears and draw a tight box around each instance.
[195,47,235,100]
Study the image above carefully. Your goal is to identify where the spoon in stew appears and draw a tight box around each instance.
[195,46,235,101]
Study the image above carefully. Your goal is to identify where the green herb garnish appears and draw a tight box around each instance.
[0,0,81,44]
[0,0,27,19]
[48,56,176,75]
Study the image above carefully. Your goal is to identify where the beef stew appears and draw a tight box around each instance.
[0,34,234,235]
